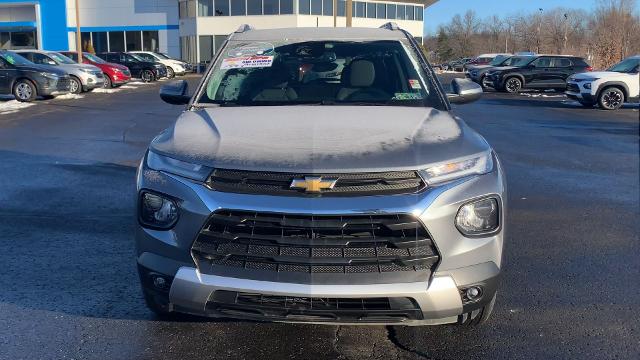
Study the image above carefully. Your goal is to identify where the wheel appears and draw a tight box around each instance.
[504,77,522,93]
[102,74,113,88]
[479,75,487,89]
[598,87,624,110]
[458,293,496,326]
[141,69,155,83]
[13,79,37,102]
[166,66,175,79]
[69,76,82,94]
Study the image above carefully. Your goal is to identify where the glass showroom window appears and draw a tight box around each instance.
[366,2,376,18]
[355,2,365,18]
[247,0,262,15]
[396,4,405,20]
[337,0,345,16]
[310,0,322,15]
[322,0,333,16]
[91,32,108,53]
[198,0,213,16]
[264,0,278,14]
[126,31,142,51]
[215,0,230,15]
[281,0,294,14]
[230,0,246,15]
[386,4,396,19]
[109,31,125,52]
[0,32,10,49]
[299,0,310,14]
[416,6,423,20]
[199,35,213,62]
[376,3,385,18]
[406,5,415,20]
[143,31,159,52]
[80,32,91,51]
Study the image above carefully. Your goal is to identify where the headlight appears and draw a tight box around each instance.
[584,83,592,89]
[40,72,60,79]
[139,191,178,229]
[575,77,599,82]
[471,71,478,76]
[455,197,500,236]
[146,151,212,181]
[420,151,494,185]
[79,68,93,73]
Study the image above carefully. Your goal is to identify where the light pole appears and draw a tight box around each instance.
[75,0,82,62]
[536,8,543,54]
[346,0,352,27]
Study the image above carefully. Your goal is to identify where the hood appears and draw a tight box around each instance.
[467,64,494,72]
[59,63,100,72]
[571,71,626,79]
[15,63,68,76]
[104,62,129,71]
[150,106,491,173]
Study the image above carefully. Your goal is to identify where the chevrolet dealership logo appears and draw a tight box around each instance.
[290,176,338,193]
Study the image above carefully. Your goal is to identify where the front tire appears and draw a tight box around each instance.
[504,77,522,93]
[598,87,624,110]
[69,76,82,94]
[13,79,37,102]
[166,66,175,79]
[103,74,113,89]
[141,69,155,83]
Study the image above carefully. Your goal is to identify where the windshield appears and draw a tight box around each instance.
[0,51,33,66]
[128,54,146,62]
[49,52,77,64]
[607,58,639,73]
[490,55,509,66]
[84,53,106,64]
[157,53,171,59]
[198,40,442,108]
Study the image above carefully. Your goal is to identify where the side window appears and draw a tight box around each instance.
[0,58,6,69]
[67,53,78,62]
[32,53,54,65]
[532,58,551,68]
[553,58,571,68]
[120,54,128,62]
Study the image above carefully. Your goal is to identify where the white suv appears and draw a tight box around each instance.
[566,55,639,110]
[129,51,187,78]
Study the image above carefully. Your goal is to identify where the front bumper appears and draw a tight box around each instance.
[135,158,506,325]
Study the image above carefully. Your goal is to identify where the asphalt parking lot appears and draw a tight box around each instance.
[0,74,638,360]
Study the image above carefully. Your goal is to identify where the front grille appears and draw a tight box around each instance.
[567,83,579,92]
[56,77,71,91]
[206,291,423,322]
[191,210,439,284]
[207,169,426,197]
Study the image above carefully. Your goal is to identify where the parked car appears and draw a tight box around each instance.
[96,52,167,82]
[566,55,640,110]
[467,55,535,87]
[483,55,592,93]
[15,50,104,93]
[0,50,71,102]
[451,57,473,72]
[465,53,511,69]
[157,52,194,72]
[129,51,187,78]
[138,24,506,327]
[60,51,131,89]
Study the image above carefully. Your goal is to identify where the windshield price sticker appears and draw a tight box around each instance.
[221,55,274,69]
[408,79,422,89]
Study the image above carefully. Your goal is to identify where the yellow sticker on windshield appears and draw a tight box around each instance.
[408,79,422,89]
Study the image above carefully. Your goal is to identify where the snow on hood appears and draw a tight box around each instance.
[150,106,491,173]
[571,71,628,79]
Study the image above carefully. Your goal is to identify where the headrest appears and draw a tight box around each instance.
[348,60,375,87]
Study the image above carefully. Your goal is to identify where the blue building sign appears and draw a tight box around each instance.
[0,0,69,50]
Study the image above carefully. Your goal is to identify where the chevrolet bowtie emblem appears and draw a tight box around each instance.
[290,176,338,193]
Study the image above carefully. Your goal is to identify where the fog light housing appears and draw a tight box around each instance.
[455,197,499,236]
[583,83,591,89]
[139,191,179,229]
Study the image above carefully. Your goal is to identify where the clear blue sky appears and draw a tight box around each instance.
[423,0,640,35]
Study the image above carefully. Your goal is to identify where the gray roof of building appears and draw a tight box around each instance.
[231,27,408,41]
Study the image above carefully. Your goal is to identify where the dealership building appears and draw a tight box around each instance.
[0,0,435,63]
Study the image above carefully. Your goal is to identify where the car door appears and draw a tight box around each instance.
[527,57,553,87]
[550,57,573,86]
[0,58,12,94]
[122,54,142,76]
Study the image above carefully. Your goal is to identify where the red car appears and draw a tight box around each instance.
[61,51,131,88]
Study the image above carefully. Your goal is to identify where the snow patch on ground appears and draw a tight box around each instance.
[0,100,35,115]
[54,93,85,100]
[92,88,121,94]
[520,93,565,98]
[127,81,148,86]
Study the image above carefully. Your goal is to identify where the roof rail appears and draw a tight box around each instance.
[235,24,254,33]
[379,22,400,31]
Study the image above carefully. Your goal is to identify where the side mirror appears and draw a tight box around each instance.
[447,78,483,105]
[160,80,191,105]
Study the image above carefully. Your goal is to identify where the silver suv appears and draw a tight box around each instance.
[15,50,104,93]
[136,24,506,326]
